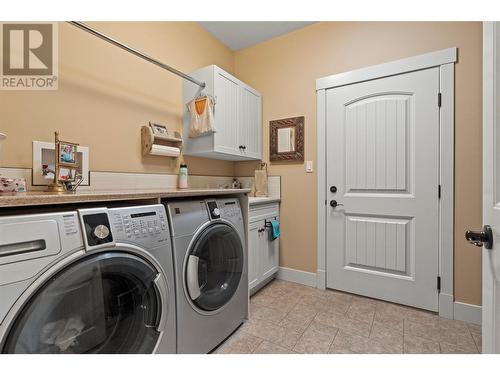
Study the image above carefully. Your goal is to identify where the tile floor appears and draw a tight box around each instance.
[215,280,482,354]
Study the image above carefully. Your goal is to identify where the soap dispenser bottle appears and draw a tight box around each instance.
[178,164,188,189]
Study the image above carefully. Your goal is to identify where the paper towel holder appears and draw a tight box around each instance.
[141,123,182,157]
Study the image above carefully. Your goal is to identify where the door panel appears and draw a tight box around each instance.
[239,87,262,159]
[248,221,260,291]
[326,68,440,311]
[346,95,411,192]
[345,215,410,274]
[214,72,239,155]
[482,22,500,353]
[262,220,279,280]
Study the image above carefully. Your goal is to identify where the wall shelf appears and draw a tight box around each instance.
[141,125,182,158]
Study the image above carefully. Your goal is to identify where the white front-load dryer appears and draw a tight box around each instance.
[166,197,248,354]
[0,204,176,354]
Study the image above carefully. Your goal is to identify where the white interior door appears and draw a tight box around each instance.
[326,67,440,311]
[479,22,500,354]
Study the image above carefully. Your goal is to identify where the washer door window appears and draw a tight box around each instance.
[2,252,164,354]
[185,222,243,312]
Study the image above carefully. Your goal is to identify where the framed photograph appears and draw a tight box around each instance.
[58,167,76,182]
[32,141,90,186]
[59,142,78,165]
[149,122,169,137]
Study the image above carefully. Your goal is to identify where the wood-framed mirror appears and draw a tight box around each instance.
[270,116,304,162]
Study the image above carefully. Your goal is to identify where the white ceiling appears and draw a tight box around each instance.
[198,22,316,51]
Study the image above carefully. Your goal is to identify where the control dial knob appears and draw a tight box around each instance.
[93,224,110,240]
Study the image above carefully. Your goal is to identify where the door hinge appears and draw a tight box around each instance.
[438,184,441,199]
[438,93,442,107]
[437,276,441,292]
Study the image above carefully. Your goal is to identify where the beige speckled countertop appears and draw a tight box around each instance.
[0,188,251,208]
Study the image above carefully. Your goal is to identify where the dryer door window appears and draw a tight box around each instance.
[2,252,163,354]
[185,222,244,311]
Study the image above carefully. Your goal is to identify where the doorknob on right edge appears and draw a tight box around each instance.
[465,225,493,249]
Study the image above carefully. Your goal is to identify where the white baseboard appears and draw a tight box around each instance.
[438,293,454,319]
[454,301,482,325]
[276,267,317,287]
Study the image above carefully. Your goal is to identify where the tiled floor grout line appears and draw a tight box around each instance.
[290,311,316,353]
[326,327,341,353]
[465,324,481,353]
[402,314,406,353]
[467,325,482,354]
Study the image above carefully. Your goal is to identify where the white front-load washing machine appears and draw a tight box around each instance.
[0,204,176,354]
[165,197,248,354]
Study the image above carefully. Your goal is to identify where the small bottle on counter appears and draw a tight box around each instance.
[178,164,188,189]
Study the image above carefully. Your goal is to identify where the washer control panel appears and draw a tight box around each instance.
[206,200,220,220]
[216,198,242,221]
[79,210,114,249]
[108,204,170,247]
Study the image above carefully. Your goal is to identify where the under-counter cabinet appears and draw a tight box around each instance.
[248,201,280,295]
[183,65,262,161]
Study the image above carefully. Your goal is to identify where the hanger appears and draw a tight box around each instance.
[195,92,207,102]
[194,92,208,114]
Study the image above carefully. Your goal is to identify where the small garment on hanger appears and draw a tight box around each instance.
[187,95,216,138]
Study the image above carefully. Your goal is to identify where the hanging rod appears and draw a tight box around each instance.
[67,21,206,88]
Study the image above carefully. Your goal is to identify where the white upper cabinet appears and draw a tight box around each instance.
[183,65,262,161]
[239,86,262,159]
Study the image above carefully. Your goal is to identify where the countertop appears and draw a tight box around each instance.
[0,188,251,208]
[248,196,281,206]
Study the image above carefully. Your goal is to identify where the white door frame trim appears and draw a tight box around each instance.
[316,47,457,318]
[482,21,495,353]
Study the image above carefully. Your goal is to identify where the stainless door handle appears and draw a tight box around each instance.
[465,225,493,249]
[330,200,344,208]
[186,255,201,300]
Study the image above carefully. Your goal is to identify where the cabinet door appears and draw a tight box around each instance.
[239,86,262,160]
[248,221,261,290]
[214,71,240,155]
[261,219,279,280]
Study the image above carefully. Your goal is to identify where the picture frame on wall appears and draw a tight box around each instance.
[59,142,78,165]
[149,122,169,137]
[32,141,90,186]
[58,167,77,182]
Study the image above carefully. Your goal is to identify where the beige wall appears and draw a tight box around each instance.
[234,22,483,305]
[0,22,235,176]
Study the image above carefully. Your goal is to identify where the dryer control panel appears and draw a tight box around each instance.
[108,204,170,247]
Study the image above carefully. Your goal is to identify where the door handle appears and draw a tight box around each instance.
[152,274,168,332]
[186,255,201,300]
[465,225,493,249]
[330,200,344,208]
